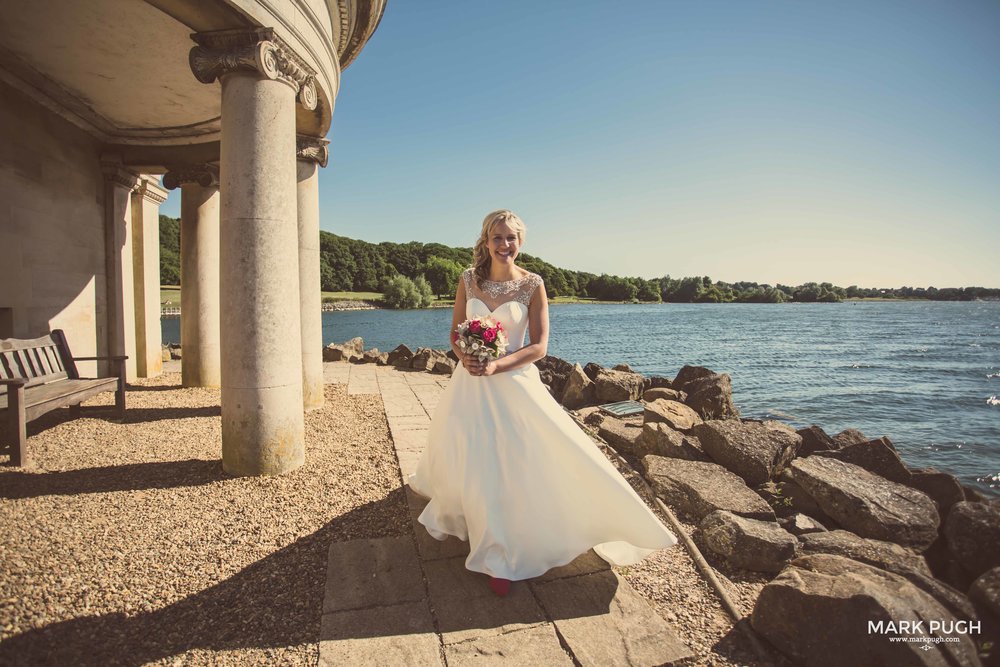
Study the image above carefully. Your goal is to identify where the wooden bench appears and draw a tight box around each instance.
[1,329,126,467]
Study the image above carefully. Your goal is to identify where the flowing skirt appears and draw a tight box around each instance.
[409,361,678,581]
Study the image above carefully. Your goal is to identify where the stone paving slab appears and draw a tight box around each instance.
[391,428,429,453]
[409,383,444,414]
[444,623,574,666]
[347,364,379,395]
[406,486,472,561]
[319,600,442,667]
[387,414,432,431]
[403,371,441,385]
[424,556,549,645]
[536,549,612,582]
[323,536,426,614]
[322,361,351,385]
[532,569,695,666]
[396,449,422,479]
[382,391,427,418]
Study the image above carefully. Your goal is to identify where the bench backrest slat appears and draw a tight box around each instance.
[1,333,72,391]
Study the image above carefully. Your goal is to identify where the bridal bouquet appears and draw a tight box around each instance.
[452,317,508,362]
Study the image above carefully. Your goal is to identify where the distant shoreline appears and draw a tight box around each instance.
[160,286,999,316]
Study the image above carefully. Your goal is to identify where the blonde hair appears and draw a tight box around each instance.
[472,209,527,288]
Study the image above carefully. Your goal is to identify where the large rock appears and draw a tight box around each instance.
[594,368,645,402]
[597,417,644,457]
[969,567,1000,622]
[831,427,868,448]
[582,362,604,382]
[361,348,381,364]
[643,399,702,432]
[387,344,414,368]
[797,530,976,620]
[796,424,838,456]
[777,513,827,536]
[342,336,365,356]
[699,510,798,573]
[693,419,801,486]
[772,471,838,525]
[944,501,1000,578]
[638,423,710,461]
[907,467,966,517]
[672,364,716,389]
[751,554,982,667]
[641,376,674,393]
[798,530,932,577]
[643,456,775,522]
[672,365,738,419]
[535,355,574,402]
[411,348,454,374]
[641,387,686,403]
[813,436,912,484]
[790,456,940,551]
[323,343,361,362]
[561,363,597,409]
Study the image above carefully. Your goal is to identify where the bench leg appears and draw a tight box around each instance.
[7,386,28,467]
[115,363,126,421]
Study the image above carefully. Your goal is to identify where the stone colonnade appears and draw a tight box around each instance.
[101,163,167,381]
[161,28,331,476]
[163,165,221,388]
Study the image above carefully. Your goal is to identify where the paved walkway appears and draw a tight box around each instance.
[318,362,694,666]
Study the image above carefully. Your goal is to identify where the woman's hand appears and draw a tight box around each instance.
[462,353,496,376]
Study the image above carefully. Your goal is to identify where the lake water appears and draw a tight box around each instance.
[163,301,1000,495]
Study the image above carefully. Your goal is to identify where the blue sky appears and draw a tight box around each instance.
[163,1,1000,288]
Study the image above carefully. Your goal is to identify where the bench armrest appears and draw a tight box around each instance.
[0,378,27,387]
[73,355,129,361]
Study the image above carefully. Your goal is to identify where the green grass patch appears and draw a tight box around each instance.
[161,285,181,306]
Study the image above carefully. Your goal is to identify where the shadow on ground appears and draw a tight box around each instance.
[0,459,227,499]
[0,489,408,667]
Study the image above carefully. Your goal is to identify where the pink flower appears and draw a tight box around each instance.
[469,320,482,333]
[483,328,497,343]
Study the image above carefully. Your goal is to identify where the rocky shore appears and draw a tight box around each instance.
[326,337,1000,666]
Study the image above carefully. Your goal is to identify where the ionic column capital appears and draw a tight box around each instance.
[296,135,329,168]
[162,164,220,190]
[190,28,318,110]
[136,178,169,205]
[100,161,140,191]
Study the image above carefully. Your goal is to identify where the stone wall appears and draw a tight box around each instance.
[0,80,106,375]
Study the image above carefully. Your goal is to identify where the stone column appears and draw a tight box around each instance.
[191,28,318,476]
[101,161,140,381]
[132,178,168,378]
[296,135,329,411]
[163,165,221,388]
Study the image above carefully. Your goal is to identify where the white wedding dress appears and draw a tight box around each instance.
[409,269,678,581]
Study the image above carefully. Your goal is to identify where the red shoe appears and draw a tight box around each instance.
[489,577,511,597]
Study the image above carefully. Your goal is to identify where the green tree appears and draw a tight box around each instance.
[413,275,435,307]
[424,256,464,297]
[382,275,423,309]
[159,215,180,285]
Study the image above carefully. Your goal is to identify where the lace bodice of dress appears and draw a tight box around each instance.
[463,269,543,353]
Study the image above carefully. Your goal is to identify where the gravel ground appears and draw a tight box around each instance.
[0,373,407,666]
[583,429,795,667]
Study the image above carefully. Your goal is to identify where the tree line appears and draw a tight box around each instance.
[158,215,998,304]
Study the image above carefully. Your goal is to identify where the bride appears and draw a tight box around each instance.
[408,209,677,597]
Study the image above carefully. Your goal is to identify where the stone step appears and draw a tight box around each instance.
[319,536,440,666]
[532,569,695,667]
